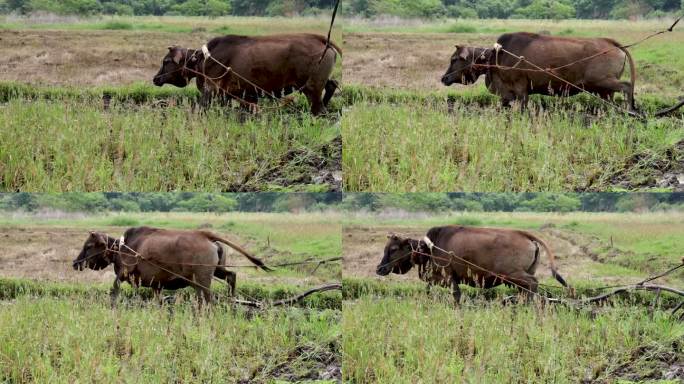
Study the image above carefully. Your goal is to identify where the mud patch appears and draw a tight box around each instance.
[240,134,342,192]
[588,340,684,382]
[597,139,684,191]
[243,342,341,383]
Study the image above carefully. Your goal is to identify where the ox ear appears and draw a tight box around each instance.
[172,49,183,64]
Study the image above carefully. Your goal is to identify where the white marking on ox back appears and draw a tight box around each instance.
[422,236,434,251]
[202,45,211,58]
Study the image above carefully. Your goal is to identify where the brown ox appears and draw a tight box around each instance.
[72,227,270,306]
[153,33,341,115]
[441,32,637,112]
[376,226,569,303]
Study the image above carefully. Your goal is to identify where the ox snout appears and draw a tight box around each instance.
[72,260,84,271]
[376,265,390,276]
[153,74,164,87]
[441,73,455,86]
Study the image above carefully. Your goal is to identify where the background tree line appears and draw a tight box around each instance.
[0,0,336,17]
[341,193,684,213]
[346,0,683,19]
[1,193,683,213]
[1,0,681,18]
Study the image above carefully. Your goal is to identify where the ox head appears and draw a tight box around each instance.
[441,46,490,86]
[72,231,114,271]
[376,234,431,276]
[153,46,199,87]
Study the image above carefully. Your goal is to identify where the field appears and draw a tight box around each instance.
[0,211,343,382]
[0,16,343,192]
[342,211,684,383]
[341,19,684,192]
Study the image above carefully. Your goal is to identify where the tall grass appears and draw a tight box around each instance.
[343,294,683,383]
[0,296,340,382]
[0,98,340,192]
[342,98,683,192]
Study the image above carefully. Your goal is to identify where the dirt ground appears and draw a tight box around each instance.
[342,225,658,286]
[0,30,196,86]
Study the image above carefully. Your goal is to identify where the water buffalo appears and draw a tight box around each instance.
[441,32,637,112]
[376,226,569,303]
[153,33,341,115]
[72,227,270,306]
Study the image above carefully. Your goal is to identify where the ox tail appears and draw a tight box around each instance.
[312,34,342,56]
[616,43,637,111]
[202,232,272,272]
[519,231,568,288]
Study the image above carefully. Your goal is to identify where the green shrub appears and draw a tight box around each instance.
[107,216,140,226]
[100,20,134,30]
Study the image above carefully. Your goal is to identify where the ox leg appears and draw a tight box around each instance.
[303,87,325,116]
[451,275,462,305]
[194,284,213,308]
[594,79,637,113]
[214,268,236,296]
[322,80,338,107]
[110,277,121,308]
[425,281,433,295]
[508,272,538,303]
[200,88,214,109]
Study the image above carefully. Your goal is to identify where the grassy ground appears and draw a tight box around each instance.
[343,295,682,383]
[342,210,684,383]
[1,297,340,383]
[0,211,342,382]
[342,18,684,192]
[343,97,683,192]
[0,16,342,192]
[0,92,341,192]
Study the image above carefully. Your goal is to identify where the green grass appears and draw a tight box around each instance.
[0,94,340,192]
[0,15,342,37]
[343,293,683,383]
[0,278,341,310]
[100,20,134,30]
[0,295,340,383]
[342,92,684,192]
